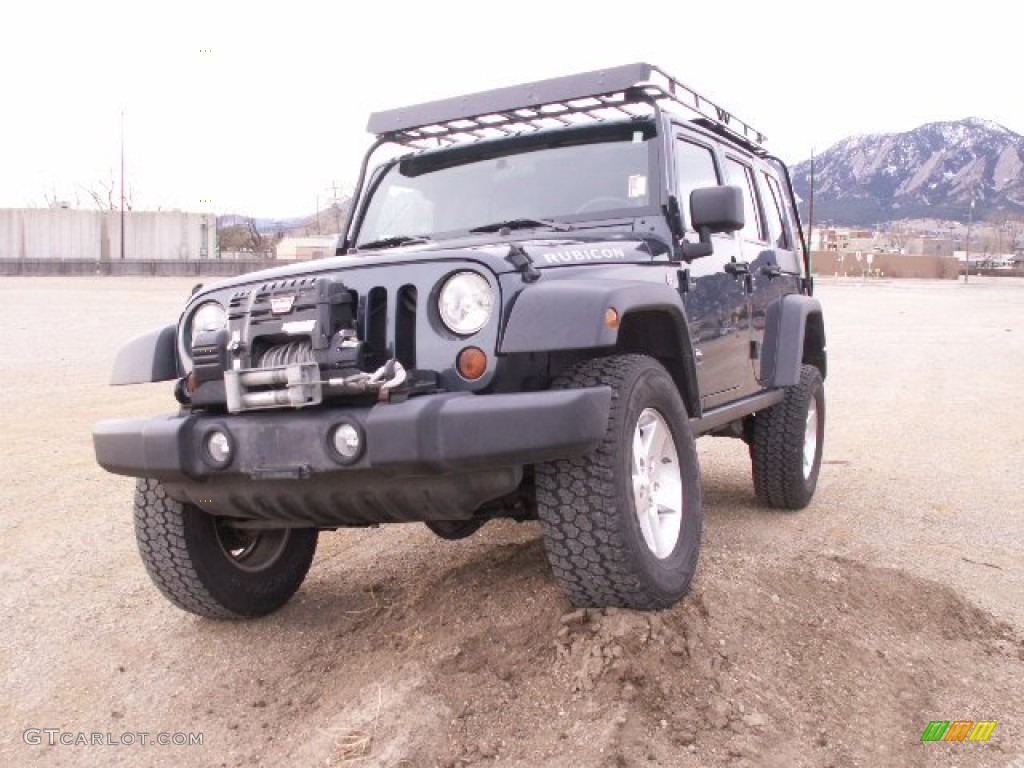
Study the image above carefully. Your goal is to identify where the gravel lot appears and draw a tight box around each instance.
[1,275,1022,768]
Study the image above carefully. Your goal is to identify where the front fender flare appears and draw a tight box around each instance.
[110,324,179,385]
[499,279,686,353]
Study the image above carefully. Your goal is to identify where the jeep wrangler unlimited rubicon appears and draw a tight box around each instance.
[93,63,826,619]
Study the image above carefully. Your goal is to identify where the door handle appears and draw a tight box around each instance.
[723,260,749,276]
[761,264,783,279]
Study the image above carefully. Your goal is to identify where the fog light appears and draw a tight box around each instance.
[330,422,363,463]
[457,346,487,380]
[205,430,232,468]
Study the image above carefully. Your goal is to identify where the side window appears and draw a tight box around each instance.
[674,138,719,231]
[724,157,765,243]
[761,172,792,250]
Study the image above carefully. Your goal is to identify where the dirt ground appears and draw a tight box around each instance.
[1,275,1022,768]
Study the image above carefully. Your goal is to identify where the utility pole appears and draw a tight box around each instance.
[965,196,974,284]
[120,110,126,260]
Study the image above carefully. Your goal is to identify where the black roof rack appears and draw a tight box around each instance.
[367,63,766,154]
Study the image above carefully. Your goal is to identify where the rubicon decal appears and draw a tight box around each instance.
[541,247,627,264]
[920,720,997,742]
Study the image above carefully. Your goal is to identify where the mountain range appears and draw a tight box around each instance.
[791,118,1024,227]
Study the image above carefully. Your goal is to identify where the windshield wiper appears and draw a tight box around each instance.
[469,218,573,234]
[356,235,431,251]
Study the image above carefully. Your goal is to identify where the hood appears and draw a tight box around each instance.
[197,232,667,296]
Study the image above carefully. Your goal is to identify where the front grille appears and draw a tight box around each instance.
[187,261,498,399]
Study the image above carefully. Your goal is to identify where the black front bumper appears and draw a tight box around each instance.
[93,388,611,526]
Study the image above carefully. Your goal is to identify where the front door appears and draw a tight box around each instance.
[674,135,752,409]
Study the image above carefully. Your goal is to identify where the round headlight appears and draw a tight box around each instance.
[190,302,227,345]
[438,272,493,335]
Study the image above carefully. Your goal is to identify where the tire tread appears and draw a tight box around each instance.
[134,478,238,619]
[752,364,824,509]
[535,355,698,610]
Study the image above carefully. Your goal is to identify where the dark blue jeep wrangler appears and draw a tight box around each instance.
[94,64,826,618]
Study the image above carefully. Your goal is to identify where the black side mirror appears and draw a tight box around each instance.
[680,185,745,261]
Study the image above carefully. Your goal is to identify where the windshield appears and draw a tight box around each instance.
[355,123,657,247]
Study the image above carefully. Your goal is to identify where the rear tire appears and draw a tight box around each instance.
[133,479,318,619]
[751,364,825,509]
[535,355,702,610]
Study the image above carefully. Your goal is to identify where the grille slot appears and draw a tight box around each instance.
[363,287,388,368]
[395,284,418,368]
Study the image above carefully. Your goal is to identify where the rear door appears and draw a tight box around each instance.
[749,169,802,382]
[722,155,774,386]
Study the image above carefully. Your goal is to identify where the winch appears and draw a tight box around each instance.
[185,276,410,413]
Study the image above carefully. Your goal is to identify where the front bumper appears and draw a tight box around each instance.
[93,388,611,525]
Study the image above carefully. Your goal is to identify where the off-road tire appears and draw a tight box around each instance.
[535,355,702,610]
[134,478,318,619]
[751,364,825,509]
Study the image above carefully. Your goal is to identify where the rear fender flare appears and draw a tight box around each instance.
[760,295,826,387]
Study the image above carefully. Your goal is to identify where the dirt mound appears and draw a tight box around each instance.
[302,534,1021,768]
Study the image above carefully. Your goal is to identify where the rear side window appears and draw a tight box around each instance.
[674,138,719,231]
[724,157,765,243]
[761,172,792,250]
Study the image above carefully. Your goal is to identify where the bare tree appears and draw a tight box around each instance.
[80,171,133,211]
[218,217,282,257]
[246,218,264,252]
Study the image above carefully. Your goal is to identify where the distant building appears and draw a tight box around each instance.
[905,236,956,257]
[813,227,881,253]
[275,235,338,261]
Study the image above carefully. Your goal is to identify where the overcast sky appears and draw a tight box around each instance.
[2,0,1018,218]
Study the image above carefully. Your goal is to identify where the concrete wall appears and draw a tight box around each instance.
[810,251,960,279]
[0,208,102,260]
[0,258,282,277]
[0,209,217,261]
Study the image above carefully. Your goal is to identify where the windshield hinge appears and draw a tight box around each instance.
[676,268,696,294]
[506,244,541,283]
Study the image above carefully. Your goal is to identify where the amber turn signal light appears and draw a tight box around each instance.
[457,347,487,380]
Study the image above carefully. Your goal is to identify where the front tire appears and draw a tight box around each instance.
[134,479,318,619]
[535,355,702,610]
[751,364,825,509]
[424,519,486,540]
